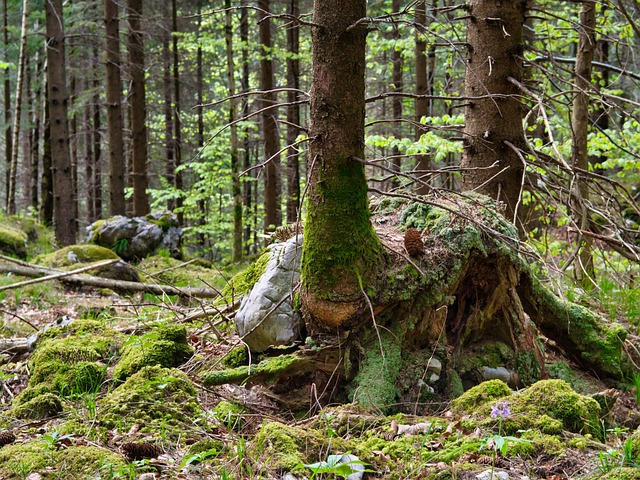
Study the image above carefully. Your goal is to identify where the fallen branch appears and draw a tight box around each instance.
[0,261,221,299]
[0,259,120,292]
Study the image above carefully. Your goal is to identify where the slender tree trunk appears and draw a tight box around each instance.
[571,0,596,289]
[460,0,527,224]
[258,0,281,232]
[162,8,175,209]
[104,0,126,216]
[414,0,431,194]
[92,53,102,220]
[3,0,11,211]
[171,0,182,223]
[390,0,403,190]
[225,0,242,262]
[127,0,149,216]
[83,79,95,222]
[302,0,382,330]
[241,0,253,253]
[7,0,29,214]
[69,76,79,228]
[286,0,300,223]
[41,79,53,225]
[30,54,42,209]
[45,0,76,245]
[195,0,207,246]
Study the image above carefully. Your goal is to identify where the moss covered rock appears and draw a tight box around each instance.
[33,244,120,267]
[113,323,194,381]
[0,222,28,258]
[100,365,202,437]
[11,392,63,419]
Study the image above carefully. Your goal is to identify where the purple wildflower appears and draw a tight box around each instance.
[490,401,511,419]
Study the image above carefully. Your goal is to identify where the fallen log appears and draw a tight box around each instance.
[0,261,221,299]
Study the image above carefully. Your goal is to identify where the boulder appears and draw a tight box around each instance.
[86,212,182,261]
[235,235,304,352]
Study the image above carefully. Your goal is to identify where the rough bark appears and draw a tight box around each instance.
[226,0,242,263]
[127,0,149,216]
[92,57,103,219]
[286,0,301,223]
[104,0,126,216]
[45,0,76,246]
[301,0,382,330]
[460,0,527,223]
[390,0,403,190]
[414,0,431,193]
[7,0,28,215]
[171,0,183,224]
[571,0,596,289]
[3,0,11,211]
[258,0,282,232]
[162,9,175,208]
[30,55,41,209]
[41,87,53,225]
[240,0,253,253]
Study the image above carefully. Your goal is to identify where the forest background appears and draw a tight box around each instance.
[1,0,640,303]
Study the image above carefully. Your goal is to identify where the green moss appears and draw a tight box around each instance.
[0,222,28,257]
[33,244,120,268]
[100,365,202,437]
[531,278,626,379]
[301,156,382,298]
[547,360,593,394]
[11,392,63,419]
[0,441,51,477]
[188,439,225,457]
[352,324,404,410]
[202,354,306,386]
[222,251,270,299]
[222,346,249,368]
[19,330,117,399]
[57,445,127,478]
[113,324,194,381]
[598,467,640,479]
[213,400,249,430]
[137,254,223,289]
[455,342,514,377]
[450,379,512,413]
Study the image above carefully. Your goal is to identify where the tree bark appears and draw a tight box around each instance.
[171,0,183,224]
[286,0,300,223]
[30,54,41,209]
[104,0,126,216]
[162,7,175,209]
[7,0,29,215]
[240,0,253,253]
[571,0,596,289]
[127,0,149,216]
[301,0,382,330]
[92,52,103,220]
[460,0,527,223]
[414,0,431,194]
[226,0,243,263]
[3,0,11,212]
[258,0,282,232]
[45,0,76,246]
[390,0,403,190]
[41,86,53,226]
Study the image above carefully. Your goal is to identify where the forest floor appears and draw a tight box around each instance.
[0,273,637,480]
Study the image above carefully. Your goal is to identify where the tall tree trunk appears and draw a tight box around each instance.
[30,54,42,209]
[414,0,430,194]
[171,0,182,223]
[460,0,527,224]
[104,0,126,216]
[7,0,28,214]
[69,76,78,228]
[571,0,596,289]
[92,52,103,220]
[162,7,175,209]
[127,0,149,216]
[41,83,53,225]
[302,0,382,331]
[45,0,76,246]
[285,0,300,223]
[83,79,95,222]
[226,0,242,262]
[258,0,281,232]
[390,0,403,190]
[195,0,207,246]
[3,0,11,211]
[241,0,253,253]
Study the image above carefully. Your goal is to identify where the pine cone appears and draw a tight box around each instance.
[404,228,424,257]
[0,431,15,447]
[120,442,162,461]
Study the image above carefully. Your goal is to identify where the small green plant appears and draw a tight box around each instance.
[179,448,219,469]
[301,454,369,479]
[598,437,640,473]
[113,238,129,256]
[41,431,74,449]
[633,373,640,407]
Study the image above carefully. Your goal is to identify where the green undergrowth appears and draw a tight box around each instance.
[137,254,226,289]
